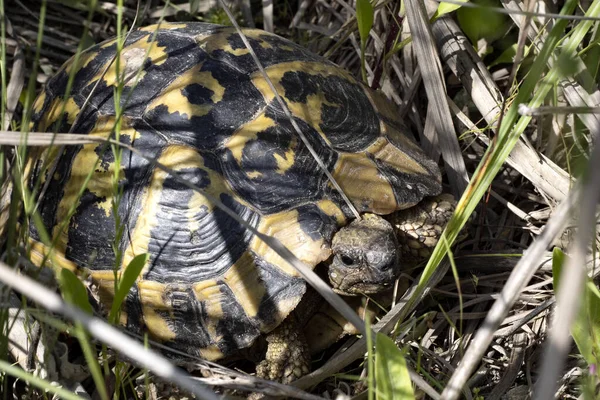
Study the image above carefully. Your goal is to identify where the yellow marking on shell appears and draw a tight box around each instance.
[147,64,225,118]
[198,346,225,361]
[259,40,273,49]
[223,252,265,319]
[91,35,168,88]
[192,280,225,350]
[380,118,428,153]
[62,49,103,76]
[139,23,188,32]
[250,209,331,277]
[366,136,429,177]
[52,117,139,254]
[316,199,346,225]
[362,86,428,157]
[268,292,305,332]
[274,136,296,174]
[251,62,355,140]
[332,152,397,214]
[38,97,80,131]
[197,28,274,56]
[137,280,177,341]
[225,112,274,165]
[225,110,296,174]
[32,91,46,114]
[28,240,78,273]
[247,171,262,179]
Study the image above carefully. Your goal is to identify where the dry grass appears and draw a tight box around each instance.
[2,0,599,399]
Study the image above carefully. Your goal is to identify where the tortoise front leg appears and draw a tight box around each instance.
[256,314,311,384]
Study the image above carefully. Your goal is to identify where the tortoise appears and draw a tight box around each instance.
[27,22,445,382]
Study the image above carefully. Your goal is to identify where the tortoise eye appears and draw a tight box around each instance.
[340,255,355,266]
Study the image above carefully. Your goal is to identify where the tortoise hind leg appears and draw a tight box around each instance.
[256,314,310,384]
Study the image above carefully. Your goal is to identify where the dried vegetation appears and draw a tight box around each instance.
[1,0,599,399]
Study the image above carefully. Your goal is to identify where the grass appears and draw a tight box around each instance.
[1,0,600,399]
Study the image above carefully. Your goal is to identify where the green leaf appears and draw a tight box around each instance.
[551,247,566,291]
[356,0,374,45]
[109,253,148,323]
[489,44,528,67]
[375,334,414,400]
[456,0,507,44]
[432,0,468,20]
[59,268,93,315]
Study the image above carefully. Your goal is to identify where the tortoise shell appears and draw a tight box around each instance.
[29,22,441,360]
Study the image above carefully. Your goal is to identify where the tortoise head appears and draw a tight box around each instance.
[328,213,399,295]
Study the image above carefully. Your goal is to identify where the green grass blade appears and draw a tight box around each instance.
[59,269,92,316]
[58,269,108,400]
[356,0,373,43]
[375,334,414,400]
[109,253,148,324]
[356,0,373,83]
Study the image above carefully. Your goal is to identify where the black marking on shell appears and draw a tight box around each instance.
[66,131,162,269]
[369,153,441,206]
[124,285,145,334]
[29,146,80,243]
[214,283,262,355]
[142,59,265,151]
[221,102,337,214]
[144,174,260,282]
[294,203,339,242]
[66,188,116,268]
[206,28,323,74]
[255,258,306,331]
[279,70,380,152]
[158,284,220,351]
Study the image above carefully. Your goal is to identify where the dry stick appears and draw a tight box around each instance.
[218,0,362,221]
[262,0,274,32]
[404,0,468,198]
[533,123,600,398]
[439,169,580,399]
[4,41,25,131]
[0,262,219,400]
[1,130,367,336]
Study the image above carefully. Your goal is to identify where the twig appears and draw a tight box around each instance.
[404,0,468,197]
